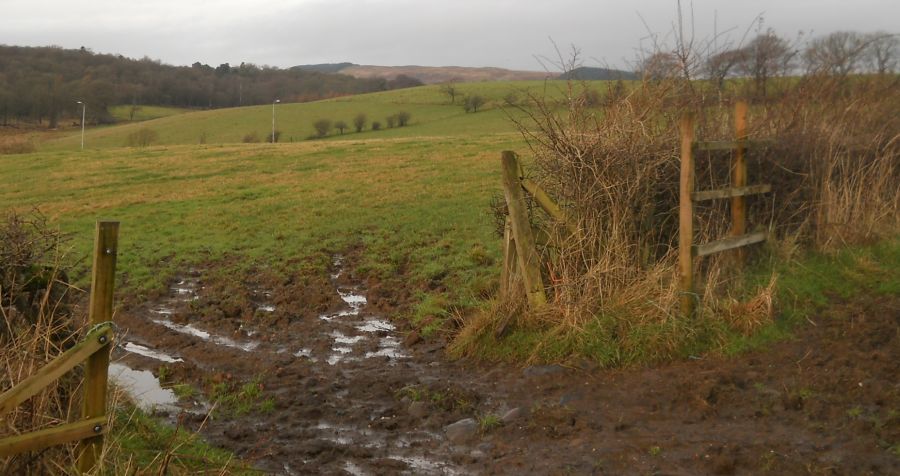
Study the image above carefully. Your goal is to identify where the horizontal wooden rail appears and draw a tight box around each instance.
[0,323,113,418]
[693,231,767,257]
[0,416,106,457]
[520,178,578,234]
[694,140,773,152]
[692,184,771,201]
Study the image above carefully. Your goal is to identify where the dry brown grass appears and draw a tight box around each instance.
[0,135,36,154]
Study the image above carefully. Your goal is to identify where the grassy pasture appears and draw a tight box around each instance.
[41,81,600,150]
[3,135,524,324]
[108,105,191,122]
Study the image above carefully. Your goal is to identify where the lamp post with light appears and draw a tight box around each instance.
[76,101,86,150]
[272,99,280,143]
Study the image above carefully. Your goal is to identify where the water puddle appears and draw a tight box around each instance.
[152,318,260,352]
[109,363,179,412]
[122,342,183,363]
[390,455,462,475]
[332,331,365,345]
[356,318,395,333]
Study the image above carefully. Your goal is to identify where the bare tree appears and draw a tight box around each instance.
[705,48,745,90]
[353,113,367,132]
[440,82,459,104]
[385,115,396,128]
[638,52,681,80]
[736,29,795,98]
[864,32,899,74]
[334,120,348,135]
[803,31,870,76]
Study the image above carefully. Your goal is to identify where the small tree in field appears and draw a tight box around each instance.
[396,111,411,127]
[440,82,459,104]
[353,113,367,132]
[313,118,332,137]
[334,120,348,135]
[386,115,396,128]
[463,95,486,113]
[371,121,382,131]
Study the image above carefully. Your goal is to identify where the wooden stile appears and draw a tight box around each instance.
[679,101,772,318]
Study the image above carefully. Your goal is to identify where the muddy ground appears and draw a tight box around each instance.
[111,257,899,475]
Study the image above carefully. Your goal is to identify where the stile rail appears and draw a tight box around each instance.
[679,101,771,317]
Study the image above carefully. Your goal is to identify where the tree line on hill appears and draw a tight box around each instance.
[0,45,423,127]
[637,29,898,96]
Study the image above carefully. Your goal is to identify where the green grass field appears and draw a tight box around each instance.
[108,105,192,123]
[41,81,599,150]
[6,81,576,329]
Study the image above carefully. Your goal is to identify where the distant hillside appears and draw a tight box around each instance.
[292,63,636,84]
[340,65,552,84]
[292,63,355,74]
[559,67,637,81]
[0,47,417,127]
[293,63,552,84]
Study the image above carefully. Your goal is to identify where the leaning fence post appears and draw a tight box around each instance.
[678,115,696,318]
[500,151,546,308]
[76,221,118,473]
[731,100,748,263]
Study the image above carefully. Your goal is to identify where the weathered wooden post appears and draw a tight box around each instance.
[500,217,518,299]
[76,221,118,473]
[500,151,546,308]
[678,115,696,318]
[731,100,748,263]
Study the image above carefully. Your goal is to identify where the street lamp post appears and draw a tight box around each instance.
[272,99,280,143]
[76,101,86,150]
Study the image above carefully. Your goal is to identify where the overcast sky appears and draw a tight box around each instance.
[1,0,897,71]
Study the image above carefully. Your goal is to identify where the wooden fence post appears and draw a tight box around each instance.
[500,217,517,299]
[731,100,748,263]
[500,151,546,308]
[679,115,696,318]
[76,221,118,473]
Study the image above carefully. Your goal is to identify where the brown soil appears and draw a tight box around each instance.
[113,259,899,475]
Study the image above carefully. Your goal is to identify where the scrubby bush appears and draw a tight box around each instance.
[267,130,282,143]
[242,132,260,143]
[313,119,332,137]
[353,113,367,132]
[463,95,486,113]
[453,28,900,366]
[385,115,396,128]
[125,127,159,147]
[371,121,382,131]
[334,120,348,135]
[396,111,411,127]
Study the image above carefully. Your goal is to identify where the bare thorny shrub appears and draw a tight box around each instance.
[456,31,898,365]
[1,211,83,474]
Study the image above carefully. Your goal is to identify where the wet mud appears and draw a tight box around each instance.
[112,258,899,475]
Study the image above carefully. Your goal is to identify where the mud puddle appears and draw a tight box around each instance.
[115,256,463,474]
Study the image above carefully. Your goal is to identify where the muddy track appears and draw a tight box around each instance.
[112,259,899,475]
